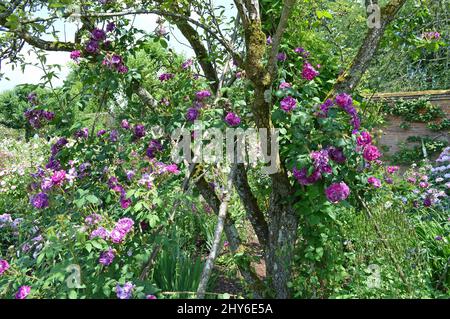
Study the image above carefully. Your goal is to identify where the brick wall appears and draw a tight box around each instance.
[366,90,450,157]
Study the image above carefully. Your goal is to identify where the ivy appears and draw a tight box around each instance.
[381,97,449,131]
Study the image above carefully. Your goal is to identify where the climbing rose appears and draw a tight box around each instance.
[293,167,322,186]
[224,112,241,126]
[387,166,400,174]
[70,50,81,60]
[0,259,10,275]
[368,177,381,188]
[335,93,353,108]
[91,28,106,41]
[51,170,66,186]
[159,73,174,81]
[277,52,287,61]
[363,145,381,162]
[85,40,99,54]
[146,139,163,159]
[116,282,134,299]
[328,147,346,164]
[279,82,291,89]
[311,149,332,174]
[90,227,109,240]
[181,59,193,69]
[15,286,31,299]
[120,197,132,209]
[357,131,372,146]
[280,96,297,112]
[325,182,350,203]
[99,249,115,266]
[186,108,200,122]
[165,164,180,174]
[133,124,146,139]
[301,62,319,81]
[30,193,49,209]
[106,22,116,32]
[318,99,334,117]
[121,119,130,129]
[195,90,211,100]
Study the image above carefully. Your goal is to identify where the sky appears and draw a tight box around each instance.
[0,1,235,93]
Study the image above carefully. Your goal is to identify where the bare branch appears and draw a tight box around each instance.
[197,166,236,299]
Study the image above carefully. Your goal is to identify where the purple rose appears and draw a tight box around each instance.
[186,107,200,122]
[91,28,106,41]
[301,62,319,81]
[70,50,81,60]
[357,131,372,146]
[277,52,287,62]
[159,73,174,81]
[85,40,99,54]
[99,248,115,266]
[325,182,350,203]
[363,145,381,162]
[116,282,134,299]
[51,170,66,186]
[15,286,31,299]
[195,90,211,100]
[133,124,146,139]
[224,112,241,127]
[328,147,346,164]
[0,259,10,275]
[280,96,297,112]
[293,167,322,185]
[106,22,116,32]
[335,93,353,108]
[30,193,49,209]
[368,177,381,188]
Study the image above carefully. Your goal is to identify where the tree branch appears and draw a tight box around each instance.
[330,0,407,94]
[197,166,236,299]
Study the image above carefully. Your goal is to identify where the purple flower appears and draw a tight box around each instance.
[311,149,332,174]
[225,112,241,127]
[419,181,429,189]
[363,145,381,162]
[368,177,381,188]
[196,90,211,100]
[120,197,132,209]
[434,235,443,241]
[75,128,89,139]
[41,178,53,192]
[293,167,322,185]
[165,164,180,174]
[30,193,49,209]
[277,52,287,62]
[116,282,134,299]
[146,139,163,159]
[99,248,115,266]
[116,218,134,234]
[387,166,399,174]
[423,197,432,207]
[325,182,350,203]
[90,227,109,240]
[280,96,297,112]
[301,62,319,81]
[318,99,334,117]
[182,59,193,69]
[328,147,346,164]
[96,129,107,137]
[159,73,174,81]
[294,47,305,54]
[384,177,393,184]
[46,157,61,171]
[15,286,31,299]
[279,82,292,89]
[186,107,200,122]
[91,28,106,41]
[121,119,130,129]
[110,129,119,142]
[126,170,135,181]
[85,214,102,225]
[27,92,38,104]
[117,65,128,74]
[85,40,99,54]
[350,115,361,130]
[146,295,157,299]
[51,170,66,186]
[266,36,272,45]
[70,50,81,61]
[357,131,372,146]
[106,22,116,32]
[335,93,353,108]
[0,259,10,275]
[110,229,124,243]
[133,124,146,139]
